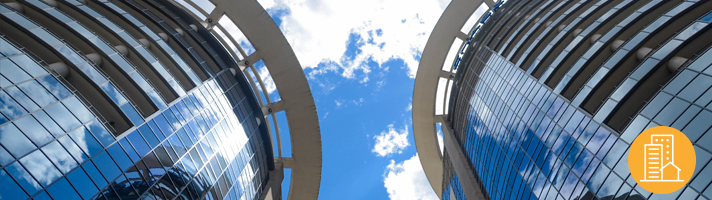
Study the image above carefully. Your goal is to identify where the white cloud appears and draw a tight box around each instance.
[384,154,439,200]
[259,0,450,81]
[406,103,412,112]
[335,100,343,107]
[256,64,278,95]
[373,124,410,157]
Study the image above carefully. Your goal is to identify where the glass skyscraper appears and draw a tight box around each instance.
[414,0,712,200]
[0,0,321,198]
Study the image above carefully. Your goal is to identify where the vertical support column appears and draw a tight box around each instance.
[442,119,486,200]
[260,162,285,200]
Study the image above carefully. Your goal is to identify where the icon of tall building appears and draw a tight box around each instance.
[644,144,662,181]
[413,0,712,199]
[0,0,321,199]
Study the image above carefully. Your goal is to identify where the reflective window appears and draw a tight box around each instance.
[62,97,94,123]
[41,141,78,174]
[17,80,56,108]
[92,151,121,181]
[46,177,81,200]
[36,75,71,100]
[19,150,62,186]
[69,126,103,157]
[45,102,81,131]
[66,168,99,199]
[0,123,36,157]
[0,169,29,199]
[6,161,41,194]
[14,115,53,146]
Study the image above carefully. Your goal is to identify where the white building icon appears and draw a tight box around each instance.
[642,134,683,182]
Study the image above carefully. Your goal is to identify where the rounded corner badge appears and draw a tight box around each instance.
[628,126,696,194]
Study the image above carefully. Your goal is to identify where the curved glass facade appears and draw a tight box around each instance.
[442,0,712,199]
[0,0,272,198]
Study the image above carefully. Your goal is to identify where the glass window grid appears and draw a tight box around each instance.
[96,0,214,79]
[590,7,711,123]
[22,0,173,109]
[450,46,657,200]
[519,0,604,74]
[497,0,556,55]
[539,0,637,83]
[552,0,670,93]
[0,4,145,126]
[505,0,568,61]
[1,43,268,200]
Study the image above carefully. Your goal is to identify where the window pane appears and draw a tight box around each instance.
[41,141,78,174]
[62,97,94,123]
[107,144,132,171]
[5,86,39,112]
[15,116,54,147]
[0,123,36,157]
[6,162,41,195]
[69,126,103,157]
[46,177,81,200]
[127,130,151,157]
[19,150,62,186]
[0,90,28,120]
[0,60,31,84]
[45,102,81,131]
[37,75,71,99]
[32,110,64,137]
[92,151,121,181]
[57,135,88,163]
[83,161,108,189]
[17,80,56,108]
[0,169,29,199]
[86,119,114,147]
[66,167,99,199]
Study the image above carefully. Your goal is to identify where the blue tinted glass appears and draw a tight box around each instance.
[14,116,53,146]
[66,168,99,199]
[653,98,689,125]
[170,106,186,124]
[176,128,194,148]
[147,120,167,140]
[127,130,151,156]
[82,161,108,189]
[6,162,41,194]
[16,80,55,108]
[9,55,45,78]
[92,151,121,181]
[62,97,94,123]
[69,127,103,156]
[0,90,29,119]
[86,119,114,147]
[36,75,71,99]
[119,138,140,162]
[119,103,144,125]
[597,174,623,197]
[154,115,174,136]
[0,169,29,199]
[0,60,31,84]
[19,150,62,186]
[5,86,40,112]
[32,110,64,137]
[0,146,12,166]
[33,191,51,200]
[57,135,88,163]
[41,141,78,174]
[47,177,81,200]
[0,123,36,157]
[140,127,161,148]
[100,82,127,105]
[107,144,132,171]
[45,102,81,131]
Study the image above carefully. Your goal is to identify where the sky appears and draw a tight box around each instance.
[249,0,451,199]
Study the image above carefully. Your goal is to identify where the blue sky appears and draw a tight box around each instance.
[251,0,452,199]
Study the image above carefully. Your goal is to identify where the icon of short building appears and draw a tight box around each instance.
[662,162,681,181]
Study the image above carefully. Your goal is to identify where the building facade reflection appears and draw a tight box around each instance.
[415,0,712,199]
[0,0,292,196]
